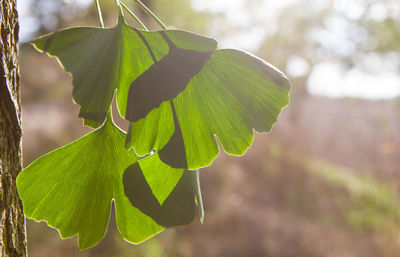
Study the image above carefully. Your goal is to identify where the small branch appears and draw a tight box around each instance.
[120,1,148,30]
[133,0,167,29]
[95,0,105,28]
[193,169,204,223]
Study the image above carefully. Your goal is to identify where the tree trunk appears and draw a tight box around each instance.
[0,0,27,256]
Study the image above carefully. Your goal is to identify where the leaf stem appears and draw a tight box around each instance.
[115,0,124,16]
[133,0,167,29]
[95,0,105,28]
[120,1,148,30]
[193,169,204,224]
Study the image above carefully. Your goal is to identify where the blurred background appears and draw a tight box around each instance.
[18,0,400,256]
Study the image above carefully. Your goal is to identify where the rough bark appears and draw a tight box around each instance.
[0,0,27,256]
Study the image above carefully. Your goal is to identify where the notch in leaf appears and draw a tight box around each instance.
[126,49,290,170]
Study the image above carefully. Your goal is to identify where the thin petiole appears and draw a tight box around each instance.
[133,0,167,30]
[120,1,148,30]
[115,0,125,17]
[95,0,105,28]
[193,169,204,224]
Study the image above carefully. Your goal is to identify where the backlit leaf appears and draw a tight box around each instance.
[16,118,193,249]
[127,49,290,169]
[31,16,217,128]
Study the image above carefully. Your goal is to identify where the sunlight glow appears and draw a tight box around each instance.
[308,62,400,100]
[18,0,400,100]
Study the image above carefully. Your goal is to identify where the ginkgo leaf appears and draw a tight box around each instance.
[16,117,191,249]
[31,15,217,128]
[126,49,290,170]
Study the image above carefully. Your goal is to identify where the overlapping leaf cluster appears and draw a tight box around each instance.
[16,8,290,249]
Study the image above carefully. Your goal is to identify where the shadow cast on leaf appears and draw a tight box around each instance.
[123,163,196,227]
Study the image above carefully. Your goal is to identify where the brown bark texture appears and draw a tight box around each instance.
[0,0,27,256]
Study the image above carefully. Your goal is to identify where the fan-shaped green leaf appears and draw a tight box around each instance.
[31,16,217,128]
[127,49,290,170]
[16,118,191,249]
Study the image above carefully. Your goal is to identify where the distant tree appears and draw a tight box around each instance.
[0,0,27,256]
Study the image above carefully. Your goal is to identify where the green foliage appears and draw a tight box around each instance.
[18,117,198,248]
[307,160,400,232]
[31,16,217,128]
[129,49,290,169]
[17,2,290,250]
